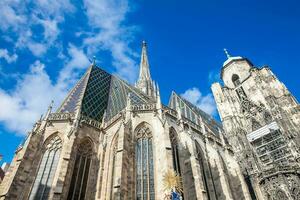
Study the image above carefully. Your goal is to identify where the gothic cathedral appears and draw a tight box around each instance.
[0,43,299,200]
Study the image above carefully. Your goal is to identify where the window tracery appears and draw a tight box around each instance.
[29,135,62,200]
[275,189,287,199]
[135,124,155,200]
[67,139,93,200]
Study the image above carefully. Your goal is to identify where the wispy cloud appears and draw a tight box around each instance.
[0,0,27,31]
[0,45,89,135]
[0,49,18,63]
[83,0,138,82]
[181,87,217,116]
[0,0,74,57]
[0,0,139,135]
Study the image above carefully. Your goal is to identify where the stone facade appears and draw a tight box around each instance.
[0,43,278,200]
[211,53,300,200]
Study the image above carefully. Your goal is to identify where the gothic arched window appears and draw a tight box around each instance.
[275,189,287,199]
[67,139,93,200]
[195,143,215,200]
[29,135,62,200]
[232,74,241,87]
[110,135,118,197]
[169,128,181,176]
[135,124,155,200]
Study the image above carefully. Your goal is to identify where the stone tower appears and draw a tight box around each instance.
[211,51,300,199]
[0,43,253,200]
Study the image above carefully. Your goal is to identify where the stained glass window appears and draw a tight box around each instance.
[29,136,62,200]
[67,139,93,200]
[135,125,155,200]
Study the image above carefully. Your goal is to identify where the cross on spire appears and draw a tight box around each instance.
[224,48,231,59]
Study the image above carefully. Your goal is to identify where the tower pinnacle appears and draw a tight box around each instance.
[136,41,155,97]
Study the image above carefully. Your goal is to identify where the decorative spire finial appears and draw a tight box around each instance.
[224,48,231,59]
[44,100,54,120]
[50,100,54,109]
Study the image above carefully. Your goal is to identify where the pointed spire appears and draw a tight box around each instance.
[89,56,96,66]
[44,100,54,120]
[126,93,132,108]
[138,41,151,80]
[125,93,132,121]
[156,82,160,97]
[153,81,157,97]
[136,40,155,97]
[223,48,231,59]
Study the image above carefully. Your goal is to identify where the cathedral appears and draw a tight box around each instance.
[0,42,299,200]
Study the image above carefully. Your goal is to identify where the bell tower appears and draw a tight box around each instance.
[212,50,300,199]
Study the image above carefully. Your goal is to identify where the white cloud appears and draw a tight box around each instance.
[0,45,89,135]
[181,87,217,116]
[0,49,18,63]
[0,0,74,57]
[0,0,139,136]
[28,42,48,57]
[57,44,90,88]
[39,19,60,42]
[0,61,62,134]
[0,0,26,31]
[83,0,138,83]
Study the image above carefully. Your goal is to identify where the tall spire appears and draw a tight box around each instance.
[138,41,151,80]
[136,40,155,97]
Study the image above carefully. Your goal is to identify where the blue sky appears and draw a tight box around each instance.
[0,0,299,164]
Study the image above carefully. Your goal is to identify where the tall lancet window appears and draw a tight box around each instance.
[110,135,118,197]
[195,143,214,200]
[29,135,62,200]
[135,124,155,200]
[67,139,93,200]
[169,128,181,176]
